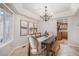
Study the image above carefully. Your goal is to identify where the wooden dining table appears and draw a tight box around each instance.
[41,36,56,56]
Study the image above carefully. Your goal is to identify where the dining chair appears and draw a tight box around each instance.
[50,40,60,56]
[28,35,41,56]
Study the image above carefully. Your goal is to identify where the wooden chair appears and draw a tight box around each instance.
[28,35,41,56]
[50,41,60,56]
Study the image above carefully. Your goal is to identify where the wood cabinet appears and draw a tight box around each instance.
[62,32,68,39]
[57,21,68,40]
[57,32,62,40]
[57,32,68,40]
[57,22,67,30]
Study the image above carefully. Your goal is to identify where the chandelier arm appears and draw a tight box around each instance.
[40,6,52,21]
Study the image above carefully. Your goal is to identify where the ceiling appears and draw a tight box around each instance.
[6,3,79,21]
[23,3,71,15]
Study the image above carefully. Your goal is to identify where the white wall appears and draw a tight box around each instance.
[68,15,79,46]
[0,14,37,56]
[38,19,57,36]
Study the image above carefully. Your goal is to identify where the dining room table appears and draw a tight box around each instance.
[37,35,56,55]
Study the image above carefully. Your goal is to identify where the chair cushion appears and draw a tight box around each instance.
[29,36,38,49]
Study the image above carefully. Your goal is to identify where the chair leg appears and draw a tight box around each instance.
[51,51,55,56]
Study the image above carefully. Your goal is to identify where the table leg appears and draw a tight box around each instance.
[46,44,51,56]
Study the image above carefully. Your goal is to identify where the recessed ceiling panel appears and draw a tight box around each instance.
[23,3,71,16]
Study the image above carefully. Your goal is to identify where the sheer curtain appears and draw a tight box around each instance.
[0,8,11,45]
[0,9,4,43]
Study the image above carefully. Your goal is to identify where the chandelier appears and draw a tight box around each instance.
[40,6,52,21]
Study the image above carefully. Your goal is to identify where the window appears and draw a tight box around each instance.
[0,8,12,47]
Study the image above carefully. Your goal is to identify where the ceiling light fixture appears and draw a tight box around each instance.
[40,6,52,21]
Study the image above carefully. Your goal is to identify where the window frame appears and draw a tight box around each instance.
[0,8,13,48]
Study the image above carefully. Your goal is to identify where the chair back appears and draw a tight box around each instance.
[29,35,38,49]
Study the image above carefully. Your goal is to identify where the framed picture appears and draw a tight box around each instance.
[33,23,38,33]
[34,23,37,28]
[29,22,34,34]
[20,20,28,36]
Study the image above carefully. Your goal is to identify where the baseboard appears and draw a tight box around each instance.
[0,39,13,48]
[8,43,28,56]
[68,43,79,48]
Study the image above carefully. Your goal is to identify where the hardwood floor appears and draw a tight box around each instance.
[10,39,79,56]
[57,39,79,56]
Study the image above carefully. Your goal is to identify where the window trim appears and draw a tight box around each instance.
[0,8,13,48]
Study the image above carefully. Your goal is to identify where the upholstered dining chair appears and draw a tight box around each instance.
[28,35,41,56]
